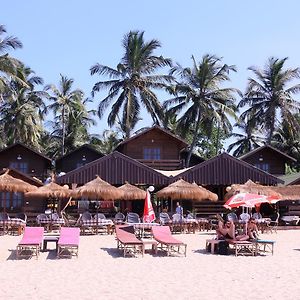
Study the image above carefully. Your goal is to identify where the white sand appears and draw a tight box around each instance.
[1,230,300,300]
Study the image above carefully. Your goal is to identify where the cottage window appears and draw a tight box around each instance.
[143,148,161,160]
[0,192,23,209]
[9,162,28,174]
[254,163,270,173]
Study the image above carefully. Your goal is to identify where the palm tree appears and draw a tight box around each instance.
[272,117,300,165]
[46,75,85,155]
[165,54,239,167]
[239,57,300,144]
[0,25,25,93]
[227,118,262,157]
[63,98,96,153]
[0,66,46,149]
[89,129,122,154]
[90,30,173,138]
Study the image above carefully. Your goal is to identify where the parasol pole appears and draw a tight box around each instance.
[61,196,72,212]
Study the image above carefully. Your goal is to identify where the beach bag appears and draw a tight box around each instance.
[218,241,229,255]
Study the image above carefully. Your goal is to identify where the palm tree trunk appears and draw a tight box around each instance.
[215,121,221,155]
[267,122,275,145]
[62,105,65,155]
[186,110,201,167]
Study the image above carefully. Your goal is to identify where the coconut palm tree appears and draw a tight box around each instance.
[165,54,239,166]
[90,30,173,138]
[0,25,25,93]
[272,117,300,166]
[227,118,262,157]
[0,66,46,149]
[46,75,85,155]
[239,57,300,144]
[89,129,122,154]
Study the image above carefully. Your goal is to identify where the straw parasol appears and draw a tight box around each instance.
[25,182,74,199]
[225,179,282,200]
[271,185,300,201]
[0,169,38,193]
[74,175,124,200]
[117,182,146,200]
[156,179,218,201]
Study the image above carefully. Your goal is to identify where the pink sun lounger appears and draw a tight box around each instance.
[57,227,80,258]
[152,226,187,256]
[16,227,44,259]
[115,225,144,257]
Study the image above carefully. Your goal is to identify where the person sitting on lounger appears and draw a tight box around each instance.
[216,220,249,241]
[246,217,259,240]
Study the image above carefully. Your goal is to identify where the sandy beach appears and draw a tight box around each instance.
[1,230,300,300]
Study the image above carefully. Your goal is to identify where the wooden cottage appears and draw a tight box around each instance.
[0,143,52,182]
[239,145,296,176]
[115,126,195,170]
[170,152,283,216]
[0,168,43,215]
[55,144,104,173]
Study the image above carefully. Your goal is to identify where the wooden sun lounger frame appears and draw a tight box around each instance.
[16,227,44,259]
[16,243,41,259]
[206,239,275,256]
[152,226,187,257]
[116,225,144,258]
[57,228,80,259]
[57,243,79,258]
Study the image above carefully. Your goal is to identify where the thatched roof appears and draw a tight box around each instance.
[117,183,146,200]
[0,169,38,193]
[225,180,282,200]
[156,179,218,201]
[25,182,74,199]
[272,185,300,200]
[74,176,124,200]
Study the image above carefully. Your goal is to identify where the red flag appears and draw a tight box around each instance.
[143,190,155,223]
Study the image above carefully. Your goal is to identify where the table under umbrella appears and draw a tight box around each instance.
[73,176,124,233]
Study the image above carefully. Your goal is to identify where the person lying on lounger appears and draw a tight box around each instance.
[216,220,249,241]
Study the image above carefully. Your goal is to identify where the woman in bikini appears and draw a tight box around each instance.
[216,219,249,241]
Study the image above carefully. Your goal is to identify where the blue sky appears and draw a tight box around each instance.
[2,0,300,140]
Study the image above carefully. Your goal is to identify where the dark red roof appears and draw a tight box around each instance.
[172,152,283,185]
[56,151,169,186]
[115,125,188,151]
[239,145,296,162]
[55,144,104,163]
[0,142,52,163]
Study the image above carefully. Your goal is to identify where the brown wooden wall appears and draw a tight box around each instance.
[0,145,51,181]
[56,148,103,173]
[119,130,184,160]
[242,148,286,176]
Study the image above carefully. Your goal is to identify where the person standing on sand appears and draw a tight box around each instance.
[176,202,183,219]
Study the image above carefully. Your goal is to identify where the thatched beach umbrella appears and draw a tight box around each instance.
[0,169,37,193]
[25,181,76,213]
[118,182,146,200]
[25,182,74,199]
[156,179,218,201]
[226,180,282,200]
[272,185,300,201]
[74,175,124,200]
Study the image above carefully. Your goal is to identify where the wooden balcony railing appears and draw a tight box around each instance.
[138,159,184,170]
